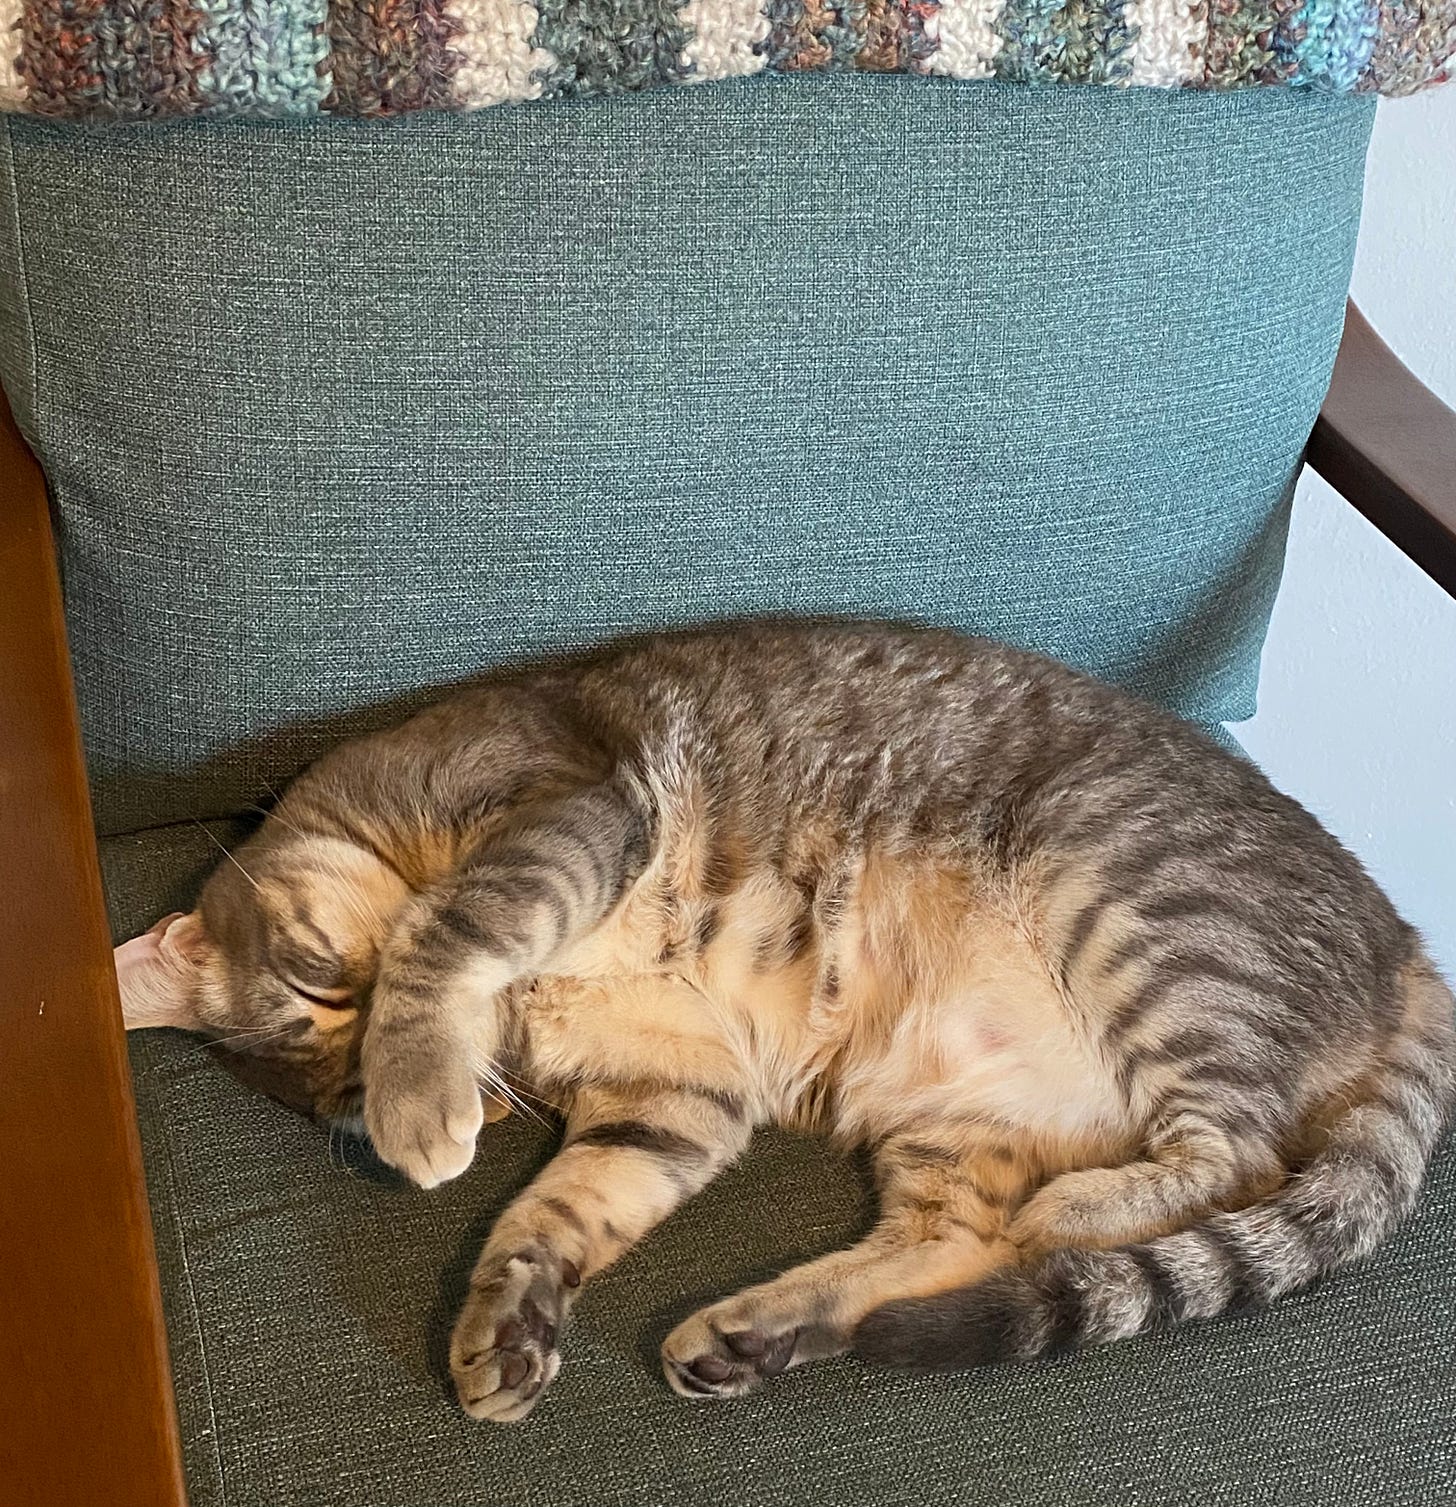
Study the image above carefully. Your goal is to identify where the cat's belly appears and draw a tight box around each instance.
[528,852,1131,1159]
[522,926,1129,1168]
[534,864,825,1113]
[832,986,1129,1152]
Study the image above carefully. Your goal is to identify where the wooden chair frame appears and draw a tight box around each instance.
[2,303,1453,1506]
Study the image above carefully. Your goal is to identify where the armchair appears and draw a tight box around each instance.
[2,71,1452,1503]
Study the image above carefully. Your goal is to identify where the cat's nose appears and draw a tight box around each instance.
[213,1045,318,1117]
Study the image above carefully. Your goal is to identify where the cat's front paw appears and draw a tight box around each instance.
[451,1246,576,1423]
[361,1021,483,1189]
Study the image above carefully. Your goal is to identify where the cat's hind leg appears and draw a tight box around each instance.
[452,1079,752,1422]
[660,1129,1032,1399]
[1007,1108,1275,1253]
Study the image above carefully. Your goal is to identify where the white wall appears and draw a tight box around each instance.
[1237,88,1456,980]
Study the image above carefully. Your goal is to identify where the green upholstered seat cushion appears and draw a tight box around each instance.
[0,75,1372,837]
[103,820,1456,1507]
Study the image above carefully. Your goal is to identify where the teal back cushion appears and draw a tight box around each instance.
[0,77,1372,836]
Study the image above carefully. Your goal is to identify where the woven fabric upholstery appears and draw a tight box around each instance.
[0,76,1371,837]
[103,823,1456,1507]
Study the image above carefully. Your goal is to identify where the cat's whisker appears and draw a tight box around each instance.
[213,1036,295,1055]
[482,1073,540,1124]
[477,1060,550,1126]
[211,1022,301,1053]
[191,819,261,891]
[326,1119,363,1181]
[480,1065,553,1112]
[248,800,296,835]
[210,1018,299,1039]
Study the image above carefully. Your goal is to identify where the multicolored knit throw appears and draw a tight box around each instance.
[0,0,1450,120]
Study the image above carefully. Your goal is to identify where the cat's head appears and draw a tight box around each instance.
[115,829,413,1127]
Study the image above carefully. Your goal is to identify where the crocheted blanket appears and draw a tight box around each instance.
[1,0,1450,120]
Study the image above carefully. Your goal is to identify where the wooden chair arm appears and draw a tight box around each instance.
[0,393,188,1507]
[1307,301,1456,599]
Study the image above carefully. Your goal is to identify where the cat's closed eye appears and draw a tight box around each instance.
[285,983,360,1033]
[286,980,355,1008]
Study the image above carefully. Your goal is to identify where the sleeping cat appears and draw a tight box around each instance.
[116,622,1454,1423]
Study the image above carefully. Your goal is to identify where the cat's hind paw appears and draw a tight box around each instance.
[660,1309,800,1401]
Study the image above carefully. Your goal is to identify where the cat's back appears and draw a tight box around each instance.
[582,622,1096,766]
[582,623,1407,986]
[577,620,1233,819]
[328,621,1395,956]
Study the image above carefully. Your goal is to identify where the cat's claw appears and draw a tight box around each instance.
[661,1310,801,1401]
[451,1248,572,1423]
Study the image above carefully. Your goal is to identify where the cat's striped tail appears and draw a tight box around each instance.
[855,961,1455,1372]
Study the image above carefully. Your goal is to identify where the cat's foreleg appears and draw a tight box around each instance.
[660,1131,1031,1399]
[361,779,655,1186]
[451,1082,752,1422]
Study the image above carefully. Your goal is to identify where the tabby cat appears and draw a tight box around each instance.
[116,623,1454,1423]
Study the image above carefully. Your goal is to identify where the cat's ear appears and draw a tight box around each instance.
[114,912,212,1031]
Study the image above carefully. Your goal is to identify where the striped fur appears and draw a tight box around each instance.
[117,622,1456,1421]
[857,956,1456,1367]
